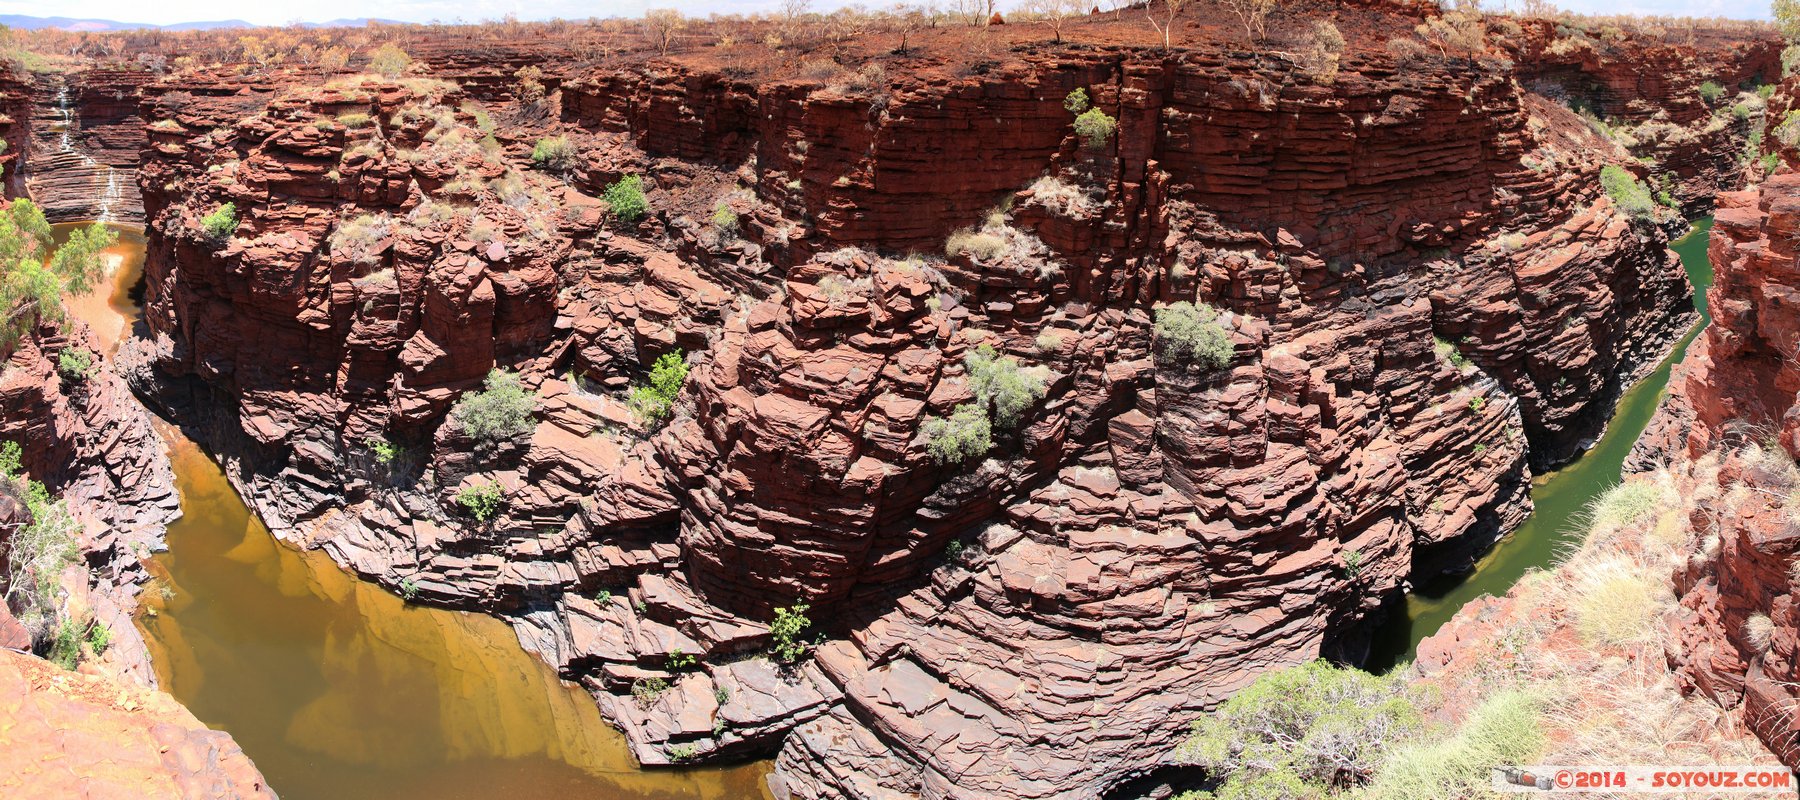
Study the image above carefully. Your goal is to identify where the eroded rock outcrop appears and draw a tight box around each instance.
[0,647,273,799]
[1635,170,1800,768]
[127,8,1748,798]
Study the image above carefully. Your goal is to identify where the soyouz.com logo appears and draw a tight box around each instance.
[1493,766,1795,793]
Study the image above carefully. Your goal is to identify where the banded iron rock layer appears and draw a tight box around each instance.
[93,10,1776,800]
[0,5,1781,800]
[1633,165,1800,768]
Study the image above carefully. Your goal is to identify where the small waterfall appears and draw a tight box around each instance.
[47,77,118,222]
[97,167,119,223]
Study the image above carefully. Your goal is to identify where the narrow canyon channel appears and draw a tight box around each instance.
[1366,218,1718,672]
[61,221,771,800]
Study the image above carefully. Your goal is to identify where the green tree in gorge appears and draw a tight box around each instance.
[0,201,115,348]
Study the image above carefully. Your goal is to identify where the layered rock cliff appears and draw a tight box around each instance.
[1633,170,1800,768]
[119,8,1766,798]
[24,68,150,223]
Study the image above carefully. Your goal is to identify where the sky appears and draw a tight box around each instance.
[0,0,1776,27]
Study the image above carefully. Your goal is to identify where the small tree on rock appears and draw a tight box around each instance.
[645,9,686,55]
[451,369,536,445]
[1155,301,1234,371]
[368,43,412,77]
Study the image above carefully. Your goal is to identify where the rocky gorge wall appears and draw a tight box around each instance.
[113,13,1758,795]
[23,67,151,223]
[1630,168,1800,768]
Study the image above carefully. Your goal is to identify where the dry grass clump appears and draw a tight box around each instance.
[329,213,394,264]
[1025,175,1094,217]
[1746,613,1776,654]
[1572,557,1666,647]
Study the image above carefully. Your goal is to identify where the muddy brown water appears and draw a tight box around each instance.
[61,222,771,800]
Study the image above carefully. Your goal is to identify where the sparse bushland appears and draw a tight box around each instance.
[450,369,536,445]
[627,351,689,428]
[1178,462,1771,799]
[1154,301,1234,371]
[604,175,649,224]
[1177,660,1426,796]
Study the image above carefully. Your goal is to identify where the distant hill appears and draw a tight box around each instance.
[0,14,406,31]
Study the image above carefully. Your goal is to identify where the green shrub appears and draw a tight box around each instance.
[200,202,238,241]
[1433,336,1470,369]
[1343,548,1365,578]
[0,201,111,348]
[626,351,688,428]
[86,620,110,655]
[56,347,92,382]
[48,616,84,670]
[1072,107,1117,150]
[5,478,80,642]
[0,440,21,479]
[712,203,739,233]
[1598,165,1655,220]
[454,479,503,522]
[1155,302,1234,371]
[368,43,412,77]
[1697,80,1726,105]
[770,603,812,664]
[1179,660,1423,795]
[1365,689,1544,800]
[369,437,398,464]
[603,175,649,224]
[1732,102,1752,121]
[399,576,420,600]
[1063,87,1090,114]
[632,676,670,707]
[965,344,1046,429]
[531,136,579,174]
[450,369,536,444]
[667,648,697,670]
[922,403,993,464]
[666,743,698,761]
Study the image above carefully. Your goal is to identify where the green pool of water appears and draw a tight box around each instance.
[1364,218,1715,672]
